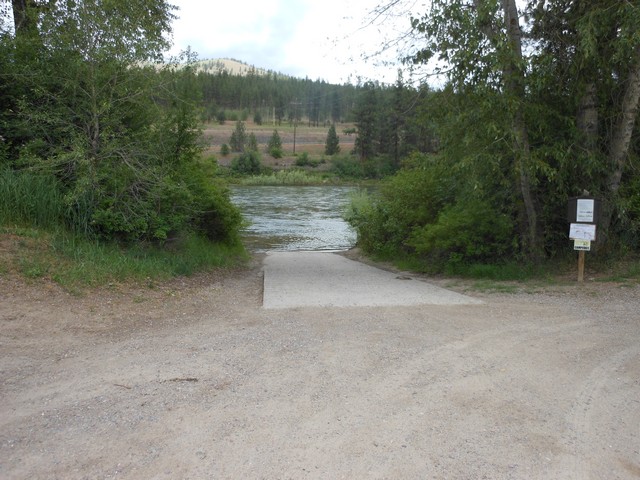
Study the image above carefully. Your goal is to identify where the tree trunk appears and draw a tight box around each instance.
[501,0,543,260]
[601,44,640,234]
[576,82,599,153]
[11,0,40,36]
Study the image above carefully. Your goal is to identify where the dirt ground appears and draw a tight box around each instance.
[1,254,639,479]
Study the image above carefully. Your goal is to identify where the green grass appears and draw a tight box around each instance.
[1,226,247,291]
[238,169,330,186]
[0,169,65,229]
[596,256,640,284]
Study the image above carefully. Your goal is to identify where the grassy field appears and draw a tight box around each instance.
[202,121,356,168]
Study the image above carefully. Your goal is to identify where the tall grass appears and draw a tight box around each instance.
[49,232,247,287]
[1,168,248,289]
[239,169,327,186]
[0,168,65,229]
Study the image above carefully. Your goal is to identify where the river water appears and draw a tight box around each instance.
[230,185,357,252]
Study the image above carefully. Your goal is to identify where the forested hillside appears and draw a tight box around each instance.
[195,69,359,126]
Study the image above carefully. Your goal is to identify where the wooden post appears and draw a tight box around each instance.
[578,250,585,283]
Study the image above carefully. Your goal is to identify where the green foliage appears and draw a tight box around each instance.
[330,155,395,180]
[346,156,449,254]
[353,82,380,160]
[0,169,64,230]
[325,124,340,155]
[409,200,516,270]
[239,169,324,186]
[220,143,230,156]
[247,132,258,152]
[294,152,319,168]
[231,150,262,175]
[346,152,519,270]
[2,227,246,289]
[216,110,226,124]
[331,156,365,178]
[0,0,243,247]
[267,130,283,158]
[229,121,247,152]
[253,111,263,125]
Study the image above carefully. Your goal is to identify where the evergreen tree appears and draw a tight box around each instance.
[325,124,340,155]
[267,130,283,158]
[354,82,380,161]
[247,132,258,152]
[229,121,247,152]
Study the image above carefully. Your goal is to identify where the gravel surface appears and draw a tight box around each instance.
[1,255,639,479]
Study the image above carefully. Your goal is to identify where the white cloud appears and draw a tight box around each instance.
[167,0,411,84]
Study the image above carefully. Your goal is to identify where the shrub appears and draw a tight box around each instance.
[231,150,262,175]
[409,200,516,268]
[267,130,283,158]
[295,152,310,166]
[331,156,365,178]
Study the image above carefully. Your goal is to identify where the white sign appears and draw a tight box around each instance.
[570,223,597,241]
[576,199,595,222]
[574,239,591,251]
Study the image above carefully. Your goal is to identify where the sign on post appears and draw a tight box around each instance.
[567,196,600,283]
[573,239,591,251]
[569,223,596,242]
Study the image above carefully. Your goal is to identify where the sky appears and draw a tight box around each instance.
[166,0,422,85]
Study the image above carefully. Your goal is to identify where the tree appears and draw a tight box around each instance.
[325,124,340,155]
[229,121,247,152]
[267,129,283,158]
[528,0,640,246]
[410,0,542,258]
[354,82,380,161]
[247,132,258,152]
[0,0,242,243]
[363,0,640,262]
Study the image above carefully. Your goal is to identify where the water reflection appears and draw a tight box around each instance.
[230,185,357,252]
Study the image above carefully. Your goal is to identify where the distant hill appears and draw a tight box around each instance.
[189,58,273,77]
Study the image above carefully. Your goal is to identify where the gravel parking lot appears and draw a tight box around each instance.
[1,254,639,479]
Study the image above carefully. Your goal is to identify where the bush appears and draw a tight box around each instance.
[231,150,262,175]
[295,152,310,166]
[331,156,365,178]
[409,200,516,269]
[345,154,459,261]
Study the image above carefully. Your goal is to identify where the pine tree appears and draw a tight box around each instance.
[325,124,340,155]
[229,121,246,152]
[267,130,283,158]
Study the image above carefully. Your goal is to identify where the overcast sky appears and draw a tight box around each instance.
[166,0,421,85]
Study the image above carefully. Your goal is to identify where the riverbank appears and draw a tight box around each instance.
[1,252,639,479]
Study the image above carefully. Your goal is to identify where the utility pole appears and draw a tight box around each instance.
[290,99,302,154]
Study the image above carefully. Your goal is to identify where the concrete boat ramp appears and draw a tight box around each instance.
[262,251,481,309]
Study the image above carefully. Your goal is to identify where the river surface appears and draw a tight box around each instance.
[230,185,357,252]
